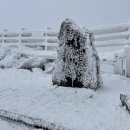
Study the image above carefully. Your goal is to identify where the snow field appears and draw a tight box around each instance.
[0,68,130,130]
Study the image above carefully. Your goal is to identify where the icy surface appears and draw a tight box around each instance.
[0,68,130,130]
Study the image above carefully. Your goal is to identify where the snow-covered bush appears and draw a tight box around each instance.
[20,57,46,71]
[52,19,103,89]
[44,62,54,74]
[0,50,28,68]
[0,46,11,60]
[0,46,50,71]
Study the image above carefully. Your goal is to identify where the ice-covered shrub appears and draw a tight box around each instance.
[0,46,11,60]
[0,50,28,68]
[52,19,102,89]
[44,62,54,74]
[20,58,46,71]
[0,46,49,71]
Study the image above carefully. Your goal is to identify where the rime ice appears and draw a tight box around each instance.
[52,19,103,89]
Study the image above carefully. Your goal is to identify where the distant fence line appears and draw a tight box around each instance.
[0,28,58,50]
[0,20,130,51]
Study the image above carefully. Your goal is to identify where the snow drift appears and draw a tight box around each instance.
[0,45,50,71]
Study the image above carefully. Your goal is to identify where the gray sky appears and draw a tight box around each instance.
[0,0,130,31]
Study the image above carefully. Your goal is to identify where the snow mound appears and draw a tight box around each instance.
[0,46,11,60]
[20,57,46,71]
[0,110,72,130]
[0,46,52,71]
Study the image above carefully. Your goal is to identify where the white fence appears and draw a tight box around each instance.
[90,20,130,52]
[113,46,130,77]
[0,21,130,77]
[0,20,130,52]
[0,28,58,50]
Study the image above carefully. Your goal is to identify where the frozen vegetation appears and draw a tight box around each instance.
[0,45,55,71]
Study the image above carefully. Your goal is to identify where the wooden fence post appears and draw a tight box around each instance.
[18,31,21,50]
[44,27,48,51]
[128,19,130,40]
[2,31,4,46]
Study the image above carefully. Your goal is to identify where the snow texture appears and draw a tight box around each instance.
[0,68,130,130]
[0,117,39,130]
[0,46,49,71]
[52,19,102,89]
[0,110,72,130]
[120,94,130,113]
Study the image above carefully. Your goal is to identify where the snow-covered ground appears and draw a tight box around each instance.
[0,66,130,130]
[0,44,130,130]
[0,117,40,130]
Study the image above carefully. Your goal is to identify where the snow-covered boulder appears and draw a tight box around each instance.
[52,19,102,89]
[120,94,130,113]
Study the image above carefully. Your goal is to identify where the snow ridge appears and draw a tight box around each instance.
[0,110,73,130]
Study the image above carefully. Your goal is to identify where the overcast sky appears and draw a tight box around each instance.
[0,0,130,31]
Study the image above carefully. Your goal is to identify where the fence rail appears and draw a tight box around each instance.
[0,20,130,51]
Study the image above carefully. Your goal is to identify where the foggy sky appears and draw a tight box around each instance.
[0,0,130,31]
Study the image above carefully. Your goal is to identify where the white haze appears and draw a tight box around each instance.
[0,0,130,31]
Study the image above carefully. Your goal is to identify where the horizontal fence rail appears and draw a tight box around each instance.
[0,21,130,51]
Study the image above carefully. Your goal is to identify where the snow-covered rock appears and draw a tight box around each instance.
[52,19,103,89]
[120,94,130,113]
